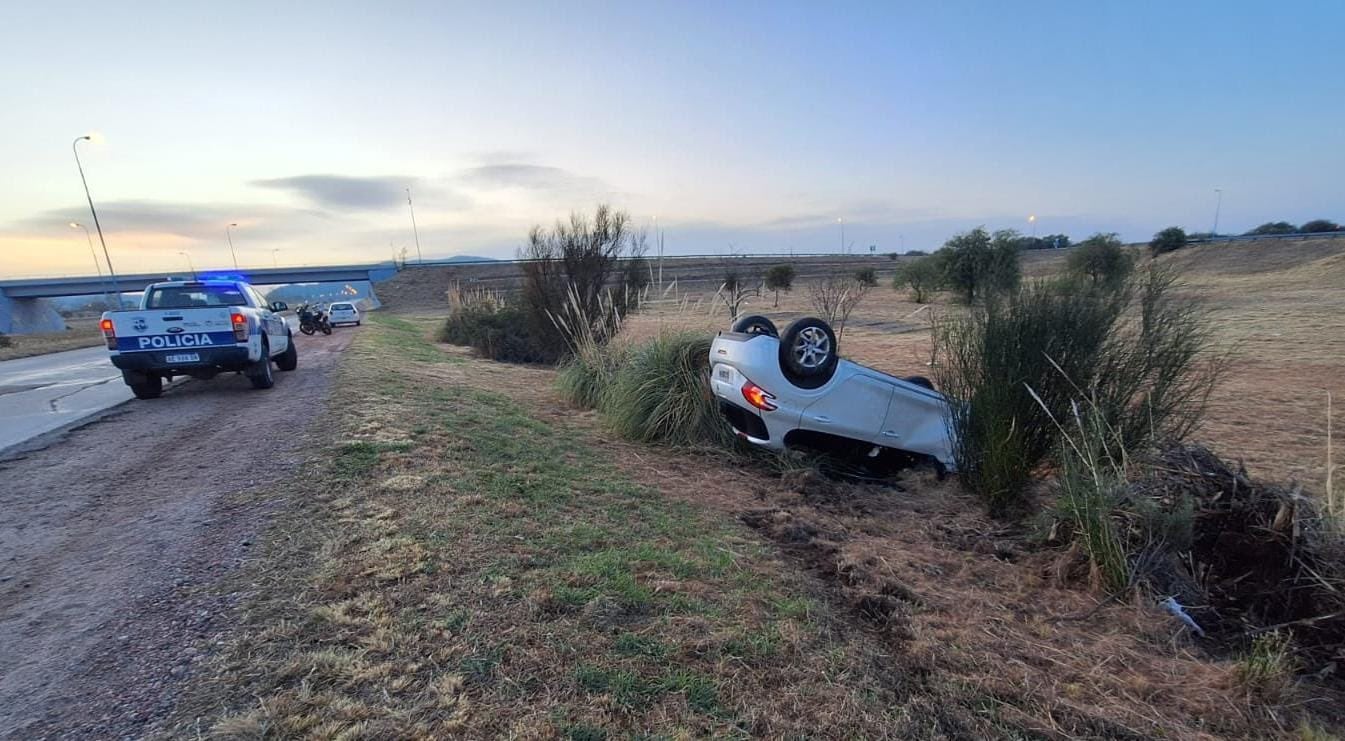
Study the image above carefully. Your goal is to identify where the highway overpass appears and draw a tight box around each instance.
[0,263,399,333]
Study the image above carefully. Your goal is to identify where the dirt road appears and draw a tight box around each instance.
[0,330,353,739]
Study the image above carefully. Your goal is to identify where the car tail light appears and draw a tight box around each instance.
[100,318,116,349]
[741,380,777,411]
[231,313,248,342]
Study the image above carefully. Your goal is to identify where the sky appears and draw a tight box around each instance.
[1,0,1342,278]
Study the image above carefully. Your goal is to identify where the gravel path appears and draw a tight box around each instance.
[0,330,354,739]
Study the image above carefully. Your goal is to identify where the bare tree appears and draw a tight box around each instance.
[715,263,763,319]
[808,276,870,340]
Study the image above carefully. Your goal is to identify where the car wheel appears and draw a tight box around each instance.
[903,375,935,390]
[731,314,778,337]
[249,342,276,389]
[277,332,298,371]
[130,376,163,399]
[779,317,838,387]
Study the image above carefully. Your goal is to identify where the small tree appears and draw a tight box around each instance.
[809,277,869,340]
[1066,233,1133,289]
[893,257,943,303]
[1149,226,1187,255]
[716,265,762,318]
[936,227,1021,303]
[1245,221,1297,236]
[853,267,879,287]
[1300,219,1342,234]
[764,264,796,307]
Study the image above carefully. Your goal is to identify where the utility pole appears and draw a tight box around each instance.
[226,223,240,269]
[838,217,845,255]
[406,188,423,264]
[73,135,124,308]
[69,222,114,309]
[1212,188,1223,236]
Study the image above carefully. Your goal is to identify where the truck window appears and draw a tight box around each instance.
[146,285,249,309]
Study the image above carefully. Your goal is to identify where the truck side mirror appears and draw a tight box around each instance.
[271,301,288,312]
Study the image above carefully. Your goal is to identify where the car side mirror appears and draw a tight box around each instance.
[270,301,288,312]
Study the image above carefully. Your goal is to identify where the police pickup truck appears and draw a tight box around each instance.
[99,278,297,399]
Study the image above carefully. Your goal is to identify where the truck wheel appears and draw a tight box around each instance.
[731,315,778,337]
[248,342,276,389]
[130,376,163,399]
[779,317,838,388]
[276,333,298,371]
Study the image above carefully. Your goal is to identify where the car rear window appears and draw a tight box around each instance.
[331,303,354,311]
[146,285,248,309]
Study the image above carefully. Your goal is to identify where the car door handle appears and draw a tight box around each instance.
[881,430,901,438]
[811,415,832,424]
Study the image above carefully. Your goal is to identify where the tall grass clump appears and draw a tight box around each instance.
[604,332,734,447]
[936,265,1223,514]
[1047,397,1131,593]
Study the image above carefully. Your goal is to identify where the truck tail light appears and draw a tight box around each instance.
[100,318,116,350]
[231,313,248,342]
[741,380,777,411]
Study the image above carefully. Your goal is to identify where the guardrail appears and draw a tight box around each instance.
[1186,231,1345,245]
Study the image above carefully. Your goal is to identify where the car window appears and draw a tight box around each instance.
[146,285,249,309]
[331,303,354,311]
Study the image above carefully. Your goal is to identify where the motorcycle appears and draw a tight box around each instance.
[297,304,333,335]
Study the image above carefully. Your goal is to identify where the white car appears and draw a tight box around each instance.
[709,315,957,471]
[328,302,361,326]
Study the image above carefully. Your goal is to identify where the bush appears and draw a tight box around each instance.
[438,300,549,363]
[0,332,10,348]
[935,227,1020,303]
[892,256,943,303]
[1066,233,1133,289]
[1245,221,1297,236]
[520,204,647,363]
[1300,219,1342,234]
[764,264,795,307]
[1149,226,1187,255]
[935,266,1221,514]
[556,340,627,410]
[808,277,869,339]
[853,267,878,287]
[604,333,734,447]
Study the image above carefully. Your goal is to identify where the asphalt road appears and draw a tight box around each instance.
[0,318,300,457]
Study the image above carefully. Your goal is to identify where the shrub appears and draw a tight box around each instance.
[604,333,734,447]
[935,227,1021,303]
[853,267,878,287]
[903,249,928,256]
[892,257,943,303]
[935,266,1222,514]
[1066,232,1133,289]
[1300,219,1342,234]
[764,264,795,307]
[556,340,627,410]
[1236,631,1298,699]
[1149,226,1187,255]
[808,277,869,340]
[715,263,762,318]
[0,332,10,348]
[438,300,549,363]
[1245,221,1297,236]
[520,204,647,363]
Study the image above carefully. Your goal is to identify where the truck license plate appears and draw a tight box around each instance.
[166,352,200,364]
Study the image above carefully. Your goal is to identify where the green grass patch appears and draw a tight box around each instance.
[367,312,461,363]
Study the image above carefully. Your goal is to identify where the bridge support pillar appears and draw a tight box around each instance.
[0,294,67,334]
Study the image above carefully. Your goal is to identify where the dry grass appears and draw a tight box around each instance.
[0,318,101,360]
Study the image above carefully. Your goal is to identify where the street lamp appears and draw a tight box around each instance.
[226,223,239,270]
[1212,188,1223,236]
[1028,214,1037,238]
[69,222,114,309]
[178,251,196,278]
[271,248,281,269]
[72,135,124,308]
[406,188,424,264]
[838,217,845,255]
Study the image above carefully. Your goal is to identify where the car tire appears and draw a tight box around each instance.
[731,314,778,337]
[903,375,935,390]
[779,317,838,388]
[130,376,163,399]
[276,333,298,371]
[355,321,361,326]
[249,342,276,389]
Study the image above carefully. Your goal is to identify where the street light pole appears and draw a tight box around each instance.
[226,223,240,270]
[72,135,123,308]
[406,188,424,264]
[178,251,197,278]
[1028,214,1037,238]
[1212,188,1223,236]
[838,217,845,255]
[271,248,281,269]
[70,222,114,309]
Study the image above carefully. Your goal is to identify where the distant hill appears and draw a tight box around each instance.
[430,255,498,264]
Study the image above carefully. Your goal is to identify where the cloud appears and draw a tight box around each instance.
[10,199,320,240]
[456,163,610,198]
[251,174,414,211]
